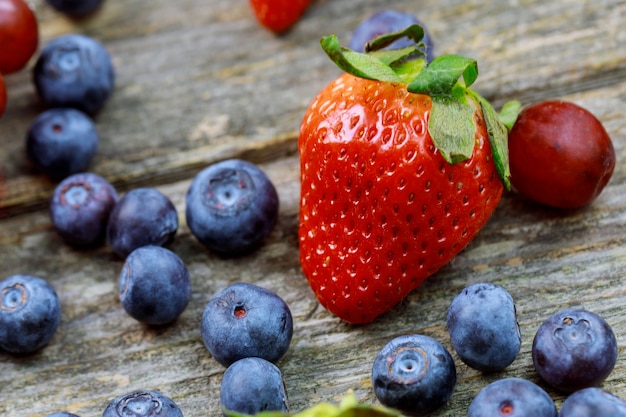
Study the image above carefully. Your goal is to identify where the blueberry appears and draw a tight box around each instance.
[49,172,118,247]
[107,187,178,258]
[33,34,115,115]
[26,108,99,180]
[0,274,61,354]
[446,282,521,372]
[558,387,626,417]
[44,413,80,417]
[220,357,289,416]
[532,308,618,392]
[349,10,435,62]
[119,246,191,325]
[201,282,293,367]
[102,390,183,417]
[46,0,105,17]
[371,334,456,415]
[467,377,557,417]
[185,159,279,256]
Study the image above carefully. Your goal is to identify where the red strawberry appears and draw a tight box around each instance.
[298,26,517,324]
[249,0,311,34]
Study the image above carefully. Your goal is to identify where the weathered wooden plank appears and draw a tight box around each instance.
[1,0,624,213]
[1,0,625,416]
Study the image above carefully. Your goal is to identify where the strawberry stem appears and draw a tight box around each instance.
[407,54,478,95]
[320,35,404,83]
[319,25,517,189]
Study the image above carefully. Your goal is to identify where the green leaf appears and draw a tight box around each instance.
[389,58,427,83]
[364,24,425,53]
[428,90,477,164]
[407,55,478,95]
[475,95,512,189]
[498,99,522,131]
[368,46,420,66]
[320,35,403,83]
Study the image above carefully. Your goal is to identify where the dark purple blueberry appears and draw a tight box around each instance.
[201,282,293,367]
[468,378,557,417]
[106,187,178,258]
[102,390,183,417]
[26,108,99,180]
[371,334,456,415]
[532,308,617,392]
[33,34,115,115]
[44,413,80,417]
[220,357,289,416]
[446,282,521,372]
[0,274,61,354]
[119,245,191,325]
[558,387,626,417]
[45,0,105,17]
[49,172,118,247]
[185,159,279,257]
[349,10,435,62]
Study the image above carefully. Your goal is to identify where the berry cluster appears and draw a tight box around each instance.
[1,3,622,417]
[2,4,284,415]
[202,282,293,414]
[2,156,282,335]
[370,283,622,415]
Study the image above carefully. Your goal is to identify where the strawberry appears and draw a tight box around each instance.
[249,0,311,34]
[298,26,518,324]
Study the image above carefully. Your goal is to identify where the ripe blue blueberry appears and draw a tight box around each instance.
[185,159,279,256]
[46,0,105,17]
[107,187,178,258]
[446,282,521,372]
[0,274,61,354]
[33,33,115,115]
[201,282,293,367]
[119,245,191,325]
[50,172,118,247]
[220,357,289,416]
[26,108,99,180]
[558,387,626,417]
[532,308,618,392]
[371,334,456,415]
[349,9,435,62]
[468,377,557,417]
[102,390,183,417]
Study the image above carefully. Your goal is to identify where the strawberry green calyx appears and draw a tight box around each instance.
[320,25,518,189]
[224,392,403,417]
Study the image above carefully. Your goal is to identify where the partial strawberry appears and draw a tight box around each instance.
[298,26,517,324]
[249,0,311,34]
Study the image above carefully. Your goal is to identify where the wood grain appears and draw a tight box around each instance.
[1,0,625,416]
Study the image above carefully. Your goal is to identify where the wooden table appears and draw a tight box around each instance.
[1,0,625,415]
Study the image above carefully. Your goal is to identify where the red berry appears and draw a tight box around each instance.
[299,74,503,323]
[297,29,513,324]
[508,100,615,209]
[0,0,39,74]
[249,0,311,33]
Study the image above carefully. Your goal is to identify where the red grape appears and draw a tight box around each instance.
[508,100,615,209]
[0,0,39,74]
